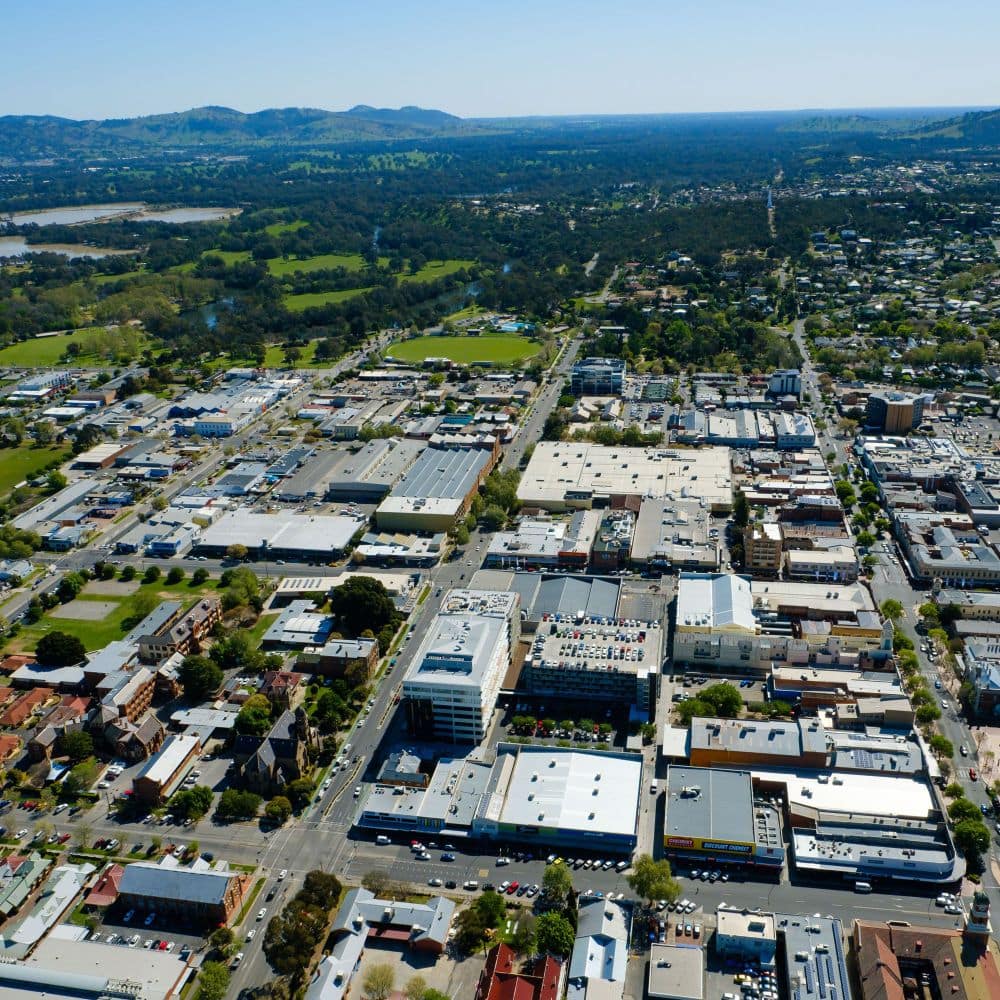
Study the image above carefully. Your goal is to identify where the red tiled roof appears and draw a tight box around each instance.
[478,944,562,1000]
[86,863,125,908]
[0,733,21,760]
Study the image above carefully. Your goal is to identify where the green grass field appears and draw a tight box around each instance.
[399,259,476,284]
[264,219,309,237]
[0,445,71,494]
[283,288,373,311]
[268,253,381,277]
[0,334,81,367]
[388,334,539,365]
[5,577,221,654]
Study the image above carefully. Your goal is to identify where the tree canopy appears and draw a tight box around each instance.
[36,630,86,666]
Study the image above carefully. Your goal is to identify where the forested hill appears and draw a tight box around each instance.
[0,104,477,158]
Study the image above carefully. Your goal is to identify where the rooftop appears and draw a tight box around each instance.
[486,744,641,840]
[665,766,756,846]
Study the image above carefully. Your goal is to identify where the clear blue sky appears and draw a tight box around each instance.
[4,0,998,119]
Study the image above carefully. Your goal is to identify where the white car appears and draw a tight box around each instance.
[257,908,267,921]
[246,929,256,941]
[278,869,287,881]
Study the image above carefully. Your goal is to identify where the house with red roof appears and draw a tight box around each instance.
[476,943,564,1000]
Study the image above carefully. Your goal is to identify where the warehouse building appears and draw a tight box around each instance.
[324,438,425,502]
[376,442,498,532]
[194,510,366,560]
[517,442,732,512]
[403,589,520,742]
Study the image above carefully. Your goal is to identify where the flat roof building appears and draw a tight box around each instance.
[517,442,732,513]
[646,943,704,1000]
[664,765,784,868]
[195,511,365,560]
[478,743,642,852]
[631,498,719,571]
[523,616,661,711]
[403,589,520,742]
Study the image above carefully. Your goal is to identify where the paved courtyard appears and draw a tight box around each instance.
[49,599,118,620]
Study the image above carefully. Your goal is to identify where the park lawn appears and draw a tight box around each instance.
[262,341,320,367]
[89,269,148,286]
[388,334,540,366]
[0,334,80,367]
[0,445,71,494]
[283,288,373,311]
[0,329,152,368]
[264,219,309,236]
[399,259,476,284]
[444,303,487,323]
[268,253,375,277]
[5,575,222,655]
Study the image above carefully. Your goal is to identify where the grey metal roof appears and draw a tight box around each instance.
[533,576,620,621]
[118,856,236,906]
[389,445,490,500]
[665,765,755,846]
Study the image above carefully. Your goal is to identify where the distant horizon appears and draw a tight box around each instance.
[4,0,1000,121]
[3,102,996,124]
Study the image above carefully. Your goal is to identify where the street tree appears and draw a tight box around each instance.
[627,855,681,909]
[542,862,573,905]
[265,796,293,824]
[197,961,231,1000]
[880,599,904,622]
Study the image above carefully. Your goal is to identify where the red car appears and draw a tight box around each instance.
[506,881,520,895]
[970,768,978,781]
[58,833,71,844]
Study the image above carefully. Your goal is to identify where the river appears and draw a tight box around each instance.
[0,236,134,260]
[2,203,239,227]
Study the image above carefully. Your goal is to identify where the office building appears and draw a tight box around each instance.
[767,369,801,397]
[132,734,201,804]
[865,390,924,434]
[571,357,626,396]
[403,589,519,742]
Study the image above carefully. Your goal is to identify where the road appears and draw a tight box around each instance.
[793,318,1000,918]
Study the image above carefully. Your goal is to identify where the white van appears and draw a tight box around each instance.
[854,880,872,893]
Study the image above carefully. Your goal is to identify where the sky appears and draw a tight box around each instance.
[4,0,999,120]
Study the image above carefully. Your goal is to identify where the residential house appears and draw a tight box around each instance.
[0,852,51,917]
[0,687,55,727]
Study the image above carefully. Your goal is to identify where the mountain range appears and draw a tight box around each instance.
[0,104,998,160]
[0,104,476,158]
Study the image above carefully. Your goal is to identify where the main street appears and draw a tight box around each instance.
[794,318,1000,922]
